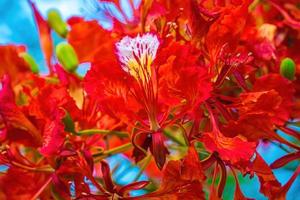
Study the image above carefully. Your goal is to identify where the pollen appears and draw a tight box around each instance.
[116,33,159,83]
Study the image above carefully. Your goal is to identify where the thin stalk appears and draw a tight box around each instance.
[163,129,186,146]
[30,175,53,200]
[134,154,152,182]
[93,143,133,162]
[11,161,54,172]
[77,129,128,138]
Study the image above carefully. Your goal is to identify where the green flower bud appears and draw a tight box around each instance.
[280,57,296,80]
[47,9,68,38]
[56,43,79,72]
[19,52,39,74]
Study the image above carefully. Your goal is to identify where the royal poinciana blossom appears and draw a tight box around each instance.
[0,0,300,199]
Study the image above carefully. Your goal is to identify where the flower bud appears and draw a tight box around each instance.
[56,43,79,72]
[47,9,68,38]
[280,57,296,80]
[19,52,39,73]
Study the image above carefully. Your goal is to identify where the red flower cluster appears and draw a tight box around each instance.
[0,0,300,199]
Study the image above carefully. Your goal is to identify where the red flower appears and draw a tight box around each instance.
[84,33,211,169]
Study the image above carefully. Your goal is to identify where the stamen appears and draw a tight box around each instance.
[116,33,159,82]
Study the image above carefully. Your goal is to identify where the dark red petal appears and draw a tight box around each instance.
[217,159,227,198]
[252,153,282,198]
[132,131,151,163]
[51,174,71,199]
[83,149,94,172]
[270,151,300,169]
[278,166,300,198]
[118,181,149,196]
[150,131,169,170]
[100,161,115,193]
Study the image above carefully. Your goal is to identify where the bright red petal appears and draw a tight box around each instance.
[29,2,53,73]
[68,19,114,63]
[39,109,65,156]
[0,75,42,146]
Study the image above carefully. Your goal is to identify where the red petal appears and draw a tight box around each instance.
[141,160,205,199]
[251,153,281,199]
[269,1,300,29]
[39,109,65,156]
[84,58,138,123]
[252,74,294,125]
[0,45,30,83]
[100,161,115,193]
[270,151,300,169]
[29,1,53,73]
[150,131,169,170]
[206,2,250,65]
[217,160,227,198]
[0,75,42,145]
[181,146,205,181]
[0,167,50,200]
[118,181,149,196]
[68,20,114,63]
[202,103,256,164]
[158,42,212,108]
[201,129,256,164]
[231,168,253,200]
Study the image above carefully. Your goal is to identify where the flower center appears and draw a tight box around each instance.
[116,33,159,84]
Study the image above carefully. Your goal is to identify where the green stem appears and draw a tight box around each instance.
[93,143,133,161]
[163,129,186,146]
[249,0,260,11]
[11,161,54,172]
[134,154,152,182]
[76,129,128,138]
